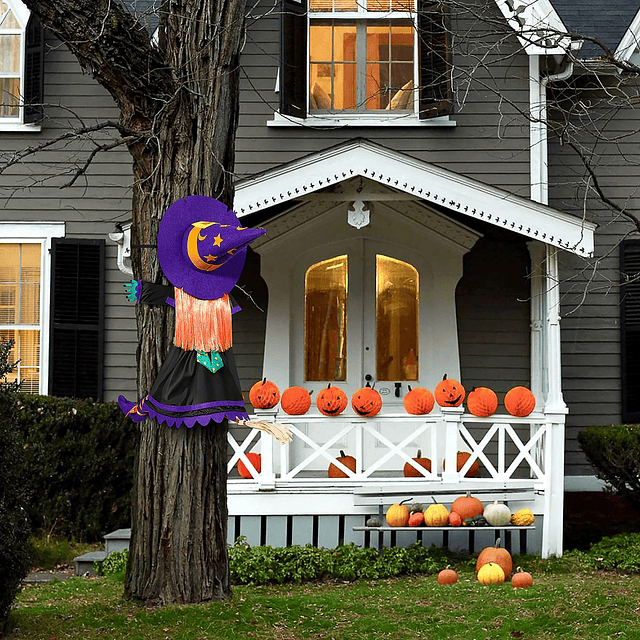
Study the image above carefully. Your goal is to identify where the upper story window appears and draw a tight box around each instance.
[0,0,44,129]
[280,0,451,122]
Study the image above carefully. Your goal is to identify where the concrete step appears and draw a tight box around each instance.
[73,528,131,576]
[73,550,107,576]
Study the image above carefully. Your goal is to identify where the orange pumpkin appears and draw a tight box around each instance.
[403,449,432,477]
[504,386,536,417]
[317,384,348,416]
[385,499,411,527]
[403,386,435,415]
[443,451,479,478]
[450,491,484,519]
[437,567,458,585]
[281,386,312,415]
[448,511,463,527]
[466,386,498,417]
[476,539,513,580]
[511,567,534,589]
[249,378,280,409]
[237,452,262,479]
[435,374,466,407]
[351,384,382,417]
[328,449,356,478]
[408,511,424,527]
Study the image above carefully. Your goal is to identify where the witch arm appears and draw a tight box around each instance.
[125,280,175,307]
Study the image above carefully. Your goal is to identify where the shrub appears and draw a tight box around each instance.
[97,549,129,577]
[0,340,32,629]
[14,394,137,542]
[568,532,640,573]
[578,425,640,513]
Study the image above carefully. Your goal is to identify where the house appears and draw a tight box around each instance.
[1,0,639,557]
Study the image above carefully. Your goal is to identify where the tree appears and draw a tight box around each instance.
[21,0,248,604]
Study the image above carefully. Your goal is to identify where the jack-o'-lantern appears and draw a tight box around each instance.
[281,386,312,415]
[351,384,382,417]
[317,384,348,416]
[403,386,435,415]
[249,378,280,409]
[435,374,466,408]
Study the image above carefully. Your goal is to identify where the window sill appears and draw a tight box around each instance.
[267,112,456,128]
[0,122,42,132]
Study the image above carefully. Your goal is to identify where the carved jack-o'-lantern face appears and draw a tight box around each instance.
[317,384,348,416]
[435,374,466,407]
[351,385,382,417]
[249,378,280,409]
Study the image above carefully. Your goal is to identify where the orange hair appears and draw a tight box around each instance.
[174,288,232,352]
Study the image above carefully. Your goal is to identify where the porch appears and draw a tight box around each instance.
[227,406,563,557]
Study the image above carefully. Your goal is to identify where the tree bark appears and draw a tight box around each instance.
[23,0,247,604]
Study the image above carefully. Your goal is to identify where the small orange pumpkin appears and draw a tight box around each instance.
[466,386,498,417]
[249,378,280,409]
[448,511,463,527]
[450,491,484,519]
[351,384,382,417]
[435,374,466,407]
[511,567,534,589]
[437,567,458,585]
[403,386,435,415]
[504,386,536,417]
[328,449,356,478]
[281,386,312,415]
[403,449,432,477]
[317,384,348,416]
[443,451,480,478]
[408,510,424,527]
[476,539,513,580]
[237,452,262,479]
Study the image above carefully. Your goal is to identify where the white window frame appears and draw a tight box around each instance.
[0,221,65,394]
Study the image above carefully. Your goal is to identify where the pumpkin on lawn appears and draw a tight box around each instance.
[442,451,479,478]
[435,374,466,407]
[466,386,498,417]
[237,452,262,479]
[403,449,432,477]
[477,562,505,585]
[316,384,348,416]
[504,386,536,417]
[403,386,435,415]
[386,499,411,527]
[450,491,484,519]
[328,450,356,478]
[476,539,513,579]
[351,384,382,417]
[249,378,280,409]
[281,386,312,415]
[511,567,534,589]
[437,567,458,585]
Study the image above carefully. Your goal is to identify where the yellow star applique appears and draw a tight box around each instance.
[204,254,217,263]
[212,233,223,247]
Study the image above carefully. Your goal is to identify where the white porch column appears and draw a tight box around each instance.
[528,241,546,405]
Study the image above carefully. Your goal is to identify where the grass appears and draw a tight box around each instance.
[7,557,640,640]
[28,535,101,571]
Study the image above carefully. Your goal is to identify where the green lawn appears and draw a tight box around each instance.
[8,566,640,640]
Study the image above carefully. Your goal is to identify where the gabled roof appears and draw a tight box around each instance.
[234,139,596,257]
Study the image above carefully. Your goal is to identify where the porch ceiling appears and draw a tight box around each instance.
[234,139,596,258]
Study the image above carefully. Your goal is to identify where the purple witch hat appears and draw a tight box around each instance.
[157,195,265,300]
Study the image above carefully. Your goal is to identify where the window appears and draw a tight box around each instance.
[280,0,451,120]
[0,0,44,128]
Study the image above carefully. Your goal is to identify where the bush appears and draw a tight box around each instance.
[568,532,640,573]
[578,425,640,513]
[97,549,129,577]
[0,340,32,629]
[14,394,137,542]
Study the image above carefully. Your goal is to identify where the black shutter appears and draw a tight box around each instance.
[280,0,307,118]
[621,240,640,423]
[418,0,452,119]
[24,13,45,124]
[49,239,105,401]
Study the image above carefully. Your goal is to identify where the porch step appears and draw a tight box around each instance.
[73,528,131,576]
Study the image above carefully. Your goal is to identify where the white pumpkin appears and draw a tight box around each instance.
[483,501,512,527]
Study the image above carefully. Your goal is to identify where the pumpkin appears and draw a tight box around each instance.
[317,384,348,416]
[249,378,280,409]
[511,567,534,589]
[386,499,411,527]
[511,508,535,527]
[435,374,466,408]
[437,567,458,585]
[442,451,479,478]
[237,452,261,479]
[477,562,505,585]
[351,384,382,417]
[408,511,424,527]
[424,498,449,527]
[476,539,512,579]
[403,386,435,415]
[504,386,536,417]
[403,450,432,477]
[328,450,356,478]
[483,501,512,527]
[450,491,484,519]
[281,386,312,415]
[466,386,498,417]
[448,511,463,527]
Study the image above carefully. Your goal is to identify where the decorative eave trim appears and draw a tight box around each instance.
[234,140,596,257]
[615,7,640,63]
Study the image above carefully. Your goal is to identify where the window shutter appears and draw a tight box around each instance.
[417,0,452,119]
[24,14,45,124]
[49,239,105,401]
[280,0,307,118]
[621,240,640,422]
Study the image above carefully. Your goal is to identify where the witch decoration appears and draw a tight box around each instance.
[118,195,292,444]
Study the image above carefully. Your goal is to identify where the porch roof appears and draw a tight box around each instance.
[234,139,596,258]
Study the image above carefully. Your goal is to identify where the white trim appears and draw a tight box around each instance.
[615,7,640,63]
[0,122,41,132]
[234,139,596,257]
[268,112,456,128]
[0,221,66,395]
